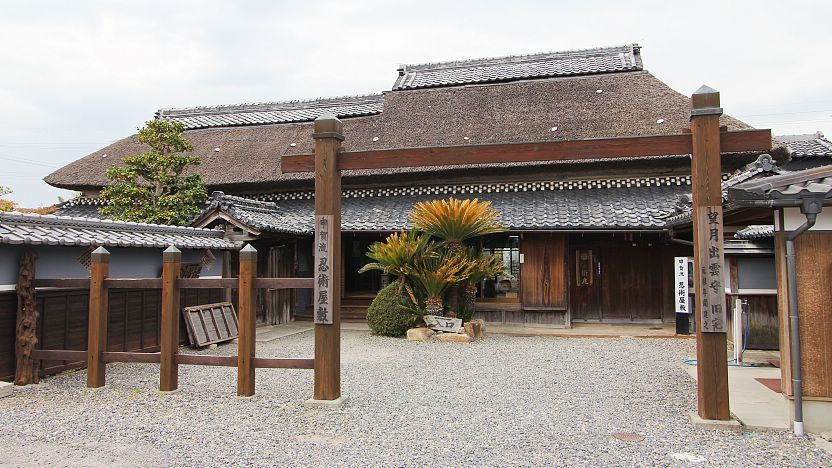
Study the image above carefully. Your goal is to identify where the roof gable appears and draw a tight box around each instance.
[392,44,643,90]
[157,94,383,131]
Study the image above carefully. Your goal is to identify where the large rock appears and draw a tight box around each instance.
[464,319,485,339]
[0,381,12,398]
[406,327,435,342]
[436,332,473,343]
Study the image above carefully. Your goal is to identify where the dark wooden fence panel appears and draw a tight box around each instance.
[0,292,16,381]
[0,287,224,381]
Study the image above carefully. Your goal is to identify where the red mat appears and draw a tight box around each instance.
[755,377,782,393]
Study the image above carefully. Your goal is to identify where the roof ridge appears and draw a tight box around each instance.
[157,93,384,118]
[0,211,225,237]
[398,44,640,72]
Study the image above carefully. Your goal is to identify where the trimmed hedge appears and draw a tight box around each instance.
[367,283,415,337]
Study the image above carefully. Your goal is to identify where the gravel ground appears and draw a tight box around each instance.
[1,331,830,467]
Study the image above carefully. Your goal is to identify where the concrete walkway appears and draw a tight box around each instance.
[684,363,788,431]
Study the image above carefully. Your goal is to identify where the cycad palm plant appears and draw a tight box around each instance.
[358,231,435,291]
[410,198,506,316]
[409,251,476,315]
[409,198,506,253]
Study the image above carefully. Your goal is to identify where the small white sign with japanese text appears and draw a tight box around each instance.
[674,257,689,314]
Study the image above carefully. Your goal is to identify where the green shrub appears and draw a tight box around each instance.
[367,283,418,337]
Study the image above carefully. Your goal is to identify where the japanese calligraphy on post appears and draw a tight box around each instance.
[314,214,334,324]
[696,206,727,333]
[674,257,689,314]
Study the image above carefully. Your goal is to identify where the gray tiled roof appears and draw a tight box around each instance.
[392,44,642,90]
[156,94,383,131]
[189,177,689,234]
[0,212,236,249]
[779,132,832,158]
[193,192,308,234]
[728,165,832,201]
[664,154,781,226]
[734,225,774,239]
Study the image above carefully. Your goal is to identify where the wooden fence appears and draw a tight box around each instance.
[18,245,314,397]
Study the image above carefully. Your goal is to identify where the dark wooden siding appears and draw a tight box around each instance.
[520,233,566,309]
[570,234,689,322]
[0,288,222,382]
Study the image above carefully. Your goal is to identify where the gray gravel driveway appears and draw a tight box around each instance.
[1,331,829,466]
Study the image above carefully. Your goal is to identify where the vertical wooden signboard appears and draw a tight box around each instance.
[674,256,689,314]
[312,113,343,401]
[690,85,730,420]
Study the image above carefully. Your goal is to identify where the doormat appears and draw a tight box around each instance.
[754,377,782,394]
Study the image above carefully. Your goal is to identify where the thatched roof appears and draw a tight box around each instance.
[45,45,754,192]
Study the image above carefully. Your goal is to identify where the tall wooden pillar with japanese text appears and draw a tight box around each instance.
[690,85,730,420]
[312,112,343,401]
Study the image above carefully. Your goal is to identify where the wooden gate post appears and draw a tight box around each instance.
[160,246,181,391]
[237,244,257,396]
[312,113,343,401]
[14,250,39,385]
[87,246,110,388]
[690,85,730,420]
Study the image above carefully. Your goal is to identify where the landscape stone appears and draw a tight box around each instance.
[406,327,435,342]
[0,380,12,398]
[436,332,473,343]
[464,319,486,339]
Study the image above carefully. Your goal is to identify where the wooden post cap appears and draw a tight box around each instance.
[691,85,722,116]
[313,112,344,140]
[240,243,258,262]
[90,246,110,263]
[163,245,181,262]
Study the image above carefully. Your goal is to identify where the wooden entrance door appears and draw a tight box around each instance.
[569,235,666,322]
[570,248,601,320]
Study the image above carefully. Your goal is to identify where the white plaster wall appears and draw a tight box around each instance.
[776,207,832,231]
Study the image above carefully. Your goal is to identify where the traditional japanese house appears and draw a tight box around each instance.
[46,44,779,328]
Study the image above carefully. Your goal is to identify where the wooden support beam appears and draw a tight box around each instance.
[160,246,181,392]
[14,250,39,385]
[312,113,343,401]
[105,278,163,289]
[177,278,237,289]
[236,244,257,397]
[103,352,161,364]
[86,247,109,388]
[690,85,731,421]
[31,349,88,361]
[177,354,237,367]
[281,129,772,173]
[252,278,314,289]
[32,278,90,289]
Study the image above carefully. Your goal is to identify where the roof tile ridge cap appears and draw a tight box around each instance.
[157,93,384,117]
[402,44,639,71]
[221,193,278,207]
[4,211,221,236]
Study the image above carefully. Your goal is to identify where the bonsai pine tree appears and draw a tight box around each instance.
[100,120,206,225]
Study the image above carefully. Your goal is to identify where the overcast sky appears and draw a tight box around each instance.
[1,0,830,207]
